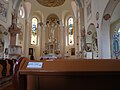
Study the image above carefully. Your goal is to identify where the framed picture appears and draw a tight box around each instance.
[86,43,92,52]
[29,48,33,55]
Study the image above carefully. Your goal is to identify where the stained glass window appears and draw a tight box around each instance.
[112,28,120,59]
[68,17,74,45]
[31,17,38,45]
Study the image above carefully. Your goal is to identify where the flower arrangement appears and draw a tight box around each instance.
[43,50,48,55]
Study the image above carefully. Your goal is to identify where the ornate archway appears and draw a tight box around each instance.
[86,23,98,59]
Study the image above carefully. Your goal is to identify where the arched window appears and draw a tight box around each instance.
[68,17,74,45]
[31,17,38,45]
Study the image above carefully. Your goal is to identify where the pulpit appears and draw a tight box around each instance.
[8,12,22,58]
[9,12,21,45]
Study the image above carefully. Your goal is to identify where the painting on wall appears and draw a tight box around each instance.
[0,0,9,22]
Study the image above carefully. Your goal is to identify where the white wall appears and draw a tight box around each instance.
[84,0,110,58]
[0,0,13,58]
[84,0,109,30]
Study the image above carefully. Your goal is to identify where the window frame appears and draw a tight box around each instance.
[31,17,38,45]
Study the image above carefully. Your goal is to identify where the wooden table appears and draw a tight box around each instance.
[19,59,120,90]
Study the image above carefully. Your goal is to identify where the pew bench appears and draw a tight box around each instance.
[18,59,120,90]
[0,59,16,89]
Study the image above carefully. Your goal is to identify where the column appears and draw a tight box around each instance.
[74,6,79,56]
[24,19,30,57]
[60,25,65,57]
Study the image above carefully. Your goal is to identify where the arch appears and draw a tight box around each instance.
[46,14,59,22]
[62,10,71,27]
[101,0,120,59]
[32,11,43,23]
[30,11,43,59]
[63,10,74,54]
[86,23,98,59]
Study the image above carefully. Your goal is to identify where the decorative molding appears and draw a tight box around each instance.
[36,0,65,7]
[103,14,111,20]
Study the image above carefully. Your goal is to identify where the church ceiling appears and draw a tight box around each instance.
[36,0,65,7]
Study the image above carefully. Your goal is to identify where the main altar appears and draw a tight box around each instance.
[43,15,61,55]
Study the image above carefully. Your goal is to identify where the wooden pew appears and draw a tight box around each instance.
[18,59,120,90]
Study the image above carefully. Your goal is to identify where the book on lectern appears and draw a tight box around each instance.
[27,62,43,68]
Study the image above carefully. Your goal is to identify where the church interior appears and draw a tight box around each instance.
[0,0,120,90]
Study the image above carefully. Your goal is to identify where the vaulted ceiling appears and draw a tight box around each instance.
[12,0,82,23]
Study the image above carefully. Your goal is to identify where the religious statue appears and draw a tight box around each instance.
[48,20,58,43]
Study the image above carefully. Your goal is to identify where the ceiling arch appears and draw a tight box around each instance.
[46,14,59,24]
